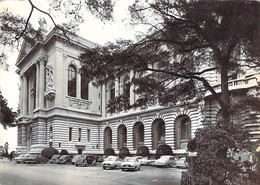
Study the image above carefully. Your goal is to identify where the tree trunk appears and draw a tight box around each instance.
[219,62,231,125]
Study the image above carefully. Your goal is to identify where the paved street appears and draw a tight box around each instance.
[0,159,184,185]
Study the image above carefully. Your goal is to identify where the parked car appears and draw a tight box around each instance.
[75,155,96,167]
[154,155,177,168]
[57,155,73,164]
[138,157,156,166]
[72,155,81,165]
[24,155,49,164]
[176,157,188,169]
[102,156,122,169]
[50,155,61,164]
[14,154,30,164]
[121,157,141,171]
[35,155,49,164]
[24,154,39,164]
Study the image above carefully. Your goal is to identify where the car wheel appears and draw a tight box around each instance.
[138,167,141,171]
[84,163,86,167]
[103,167,106,170]
[122,169,125,171]
[135,166,137,171]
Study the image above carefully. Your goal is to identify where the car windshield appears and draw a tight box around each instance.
[52,155,59,159]
[124,158,135,162]
[19,154,27,158]
[29,155,37,158]
[106,157,116,161]
[160,156,170,159]
[73,155,81,160]
[60,155,67,160]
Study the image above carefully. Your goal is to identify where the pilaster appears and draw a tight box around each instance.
[38,57,46,108]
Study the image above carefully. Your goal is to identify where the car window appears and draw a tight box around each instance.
[124,158,135,162]
[107,157,116,161]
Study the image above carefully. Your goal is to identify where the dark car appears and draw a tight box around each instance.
[57,155,73,164]
[35,156,49,164]
[75,155,96,167]
[24,154,38,164]
[50,155,61,164]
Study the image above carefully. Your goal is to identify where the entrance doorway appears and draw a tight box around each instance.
[78,149,82,154]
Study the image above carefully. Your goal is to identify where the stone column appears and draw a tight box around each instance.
[77,72,81,98]
[130,70,135,105]
[20,76,24,115]
[36,62,40,108]
[23,76,28,115]
[38,57,46,108]
[101,83,107,117]
[21,124,27,146]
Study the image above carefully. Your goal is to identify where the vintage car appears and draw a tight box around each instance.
[153,155,177,168]
[14,154,30,163]
[176,157,188,168]
[50,155,61,164]
[57,155,73,164]
[102,156,122,169]
[24,155,49,164]
[24,154,39,164]
[75,155,96,167]
[138,156,156,166]
[72,155,81,165]
[121,157,141,171]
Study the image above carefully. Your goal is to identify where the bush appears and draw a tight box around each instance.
[59,149,68,155]
[41,147,59,160]
[104,148,115,156]
[155,144,173,159]
[119,147,129,159]
[136,146,149,156]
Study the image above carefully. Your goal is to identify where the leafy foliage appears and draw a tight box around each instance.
[0,92,16,129]
[59,149,69,155]
[41,147,59,160]
[190,121,257,185]
[104,147,115,156]
[155,144,173,159]
[136,146,149,157]
[119,147,129,159]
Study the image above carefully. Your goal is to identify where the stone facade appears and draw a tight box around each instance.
[16,28,260,155]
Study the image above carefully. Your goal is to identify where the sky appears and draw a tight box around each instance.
[0,0,142,151]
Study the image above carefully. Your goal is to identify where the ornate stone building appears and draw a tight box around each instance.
[16,27,260,155]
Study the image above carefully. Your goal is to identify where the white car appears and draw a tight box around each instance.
[154,155,176,168]
[14,154,30,163]
[176,157,187,168]
[121,157,141,171]
[102,156,122,169]
[138,156,156,166]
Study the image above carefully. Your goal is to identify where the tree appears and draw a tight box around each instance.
[0,91,16,129]
[78,1,260,184]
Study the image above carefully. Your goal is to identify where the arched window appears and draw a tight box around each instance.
[133,122,144,150]
[110,83,115,100]
[81,75,89,100]
[68,65,76,97]
[123,77,130,99]
[117,124,127,150]
[104,127,112,150]
[152,119,165,150]
[175,116,191,150]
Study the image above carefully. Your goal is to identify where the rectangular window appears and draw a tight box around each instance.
[78,128,82,142]
[69,127,72,141]
[87,129,90,142]
[81,75,89,100]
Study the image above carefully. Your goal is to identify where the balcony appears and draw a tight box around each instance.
[67,96,91,110]
[205,76,258,97]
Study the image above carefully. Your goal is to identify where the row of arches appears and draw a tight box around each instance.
[104,116,191,151]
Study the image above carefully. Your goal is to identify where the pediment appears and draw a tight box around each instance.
[16,40,34,65]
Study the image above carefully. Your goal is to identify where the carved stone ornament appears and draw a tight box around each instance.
[44,65,56,101]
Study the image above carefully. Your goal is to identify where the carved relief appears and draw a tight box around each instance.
[67,96,91,110]
[44,65,56,101]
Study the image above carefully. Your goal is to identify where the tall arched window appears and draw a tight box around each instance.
[68,65,76,97]
[175,116,191,150]
[110,83,115,100]
[81,74,89,100]
[123,77,130,99]
[117,124,127,150]
[133,122,144,150]
[152,119,165,150]
[104,127,112,150]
